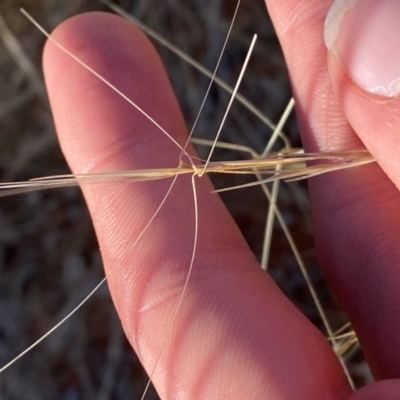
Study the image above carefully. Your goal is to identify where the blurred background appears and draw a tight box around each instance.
[0,0,370,399]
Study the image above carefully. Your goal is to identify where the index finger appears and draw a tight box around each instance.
[43,12,351,399]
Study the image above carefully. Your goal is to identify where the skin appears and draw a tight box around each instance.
[42,0,400,398]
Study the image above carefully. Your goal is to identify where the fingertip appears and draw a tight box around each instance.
[324,0,400,98]
[43,12,187,174]
[326,51,400,187]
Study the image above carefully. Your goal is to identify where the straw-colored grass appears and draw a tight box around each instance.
[0,148,374,196]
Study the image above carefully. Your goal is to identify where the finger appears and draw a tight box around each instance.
[265,0,400,381]
[43,12,351,398]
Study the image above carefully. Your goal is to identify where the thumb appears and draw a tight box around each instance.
[325,0,400,186]
[265,0,400,382]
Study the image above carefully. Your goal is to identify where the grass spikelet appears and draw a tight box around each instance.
[0,148,374,196]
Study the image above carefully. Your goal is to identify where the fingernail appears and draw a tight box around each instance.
[324,0,400,98]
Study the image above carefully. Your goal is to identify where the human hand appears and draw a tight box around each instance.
[43,0,400,398]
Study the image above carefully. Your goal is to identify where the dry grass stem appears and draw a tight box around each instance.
[0,148,374,196]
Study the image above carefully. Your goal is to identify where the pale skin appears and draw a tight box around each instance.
[43,0,400,399]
